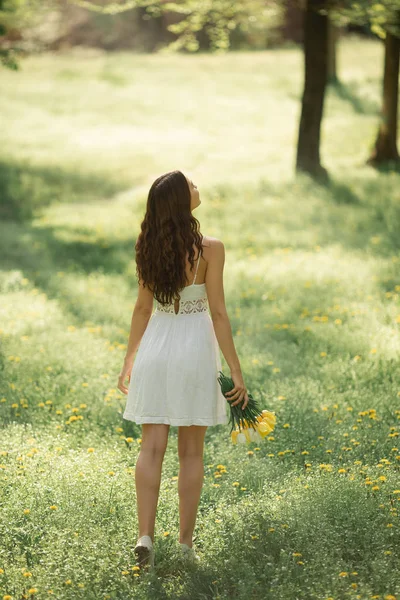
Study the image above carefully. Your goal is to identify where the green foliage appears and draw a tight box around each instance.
[0,0,50,31]
[330,1,400,38]
[164,0,283,52]
[0,47,18,68]
[70,0,152,14]
[0,0,57,69]
[159,0,283,52]
[70,0,284,52]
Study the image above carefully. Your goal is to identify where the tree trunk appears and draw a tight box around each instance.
[296,0,329,180]
[328,19,339,83]
[367,30,400,166]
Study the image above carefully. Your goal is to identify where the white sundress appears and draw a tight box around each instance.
[123,250,229,426]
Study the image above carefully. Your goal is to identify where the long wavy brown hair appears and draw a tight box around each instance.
[135,170,203,306]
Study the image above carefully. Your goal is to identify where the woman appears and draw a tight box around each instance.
[117,170,249,570]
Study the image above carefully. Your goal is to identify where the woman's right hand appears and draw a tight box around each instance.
[224,370,249,410]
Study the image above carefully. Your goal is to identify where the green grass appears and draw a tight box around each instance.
[1,36,400,600]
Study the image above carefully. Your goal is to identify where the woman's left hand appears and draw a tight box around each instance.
[118,360,133,395]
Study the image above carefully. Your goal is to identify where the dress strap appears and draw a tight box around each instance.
[192,250,202,285]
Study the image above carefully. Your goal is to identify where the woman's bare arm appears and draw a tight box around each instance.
[205,238,249,408]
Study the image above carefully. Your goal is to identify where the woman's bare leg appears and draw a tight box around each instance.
[135,423,170,542]
[177,425,208,547]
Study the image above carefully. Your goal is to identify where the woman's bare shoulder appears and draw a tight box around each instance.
[202,235,224,251]
[201,236,224,266]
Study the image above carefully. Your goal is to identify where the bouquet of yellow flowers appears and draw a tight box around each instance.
[217,371,276,445]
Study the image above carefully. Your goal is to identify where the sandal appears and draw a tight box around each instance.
[134,535,155,570]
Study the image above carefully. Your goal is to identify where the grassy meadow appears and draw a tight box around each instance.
[1,36,400,599]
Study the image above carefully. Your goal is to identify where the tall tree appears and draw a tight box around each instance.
[331,1,400,167]
[296,0,329,180]
[368,12,400,166]
[327,18,339,83]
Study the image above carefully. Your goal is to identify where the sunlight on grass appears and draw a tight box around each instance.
[1,37,400,600]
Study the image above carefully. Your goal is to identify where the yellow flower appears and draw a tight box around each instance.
[261,410,276,426]
[257,422,272,437]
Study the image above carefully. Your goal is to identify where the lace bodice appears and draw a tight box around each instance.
[155,286,208,315]
[154,250,208,316]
